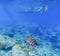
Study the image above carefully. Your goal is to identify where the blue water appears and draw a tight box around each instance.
[0,0,60,56]
[0,0,60,27]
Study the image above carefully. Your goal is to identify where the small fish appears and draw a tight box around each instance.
[26,37,37,47]
[45,5,48,11]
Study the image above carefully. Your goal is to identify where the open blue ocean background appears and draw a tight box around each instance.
[0,0,60,27]
[0,0,60,56]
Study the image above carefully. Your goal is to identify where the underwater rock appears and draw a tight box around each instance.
[5,51,12,56]
[0,42,6,50]
[0,51,6,56]
[0,35,16,51]
[12,44,27,56]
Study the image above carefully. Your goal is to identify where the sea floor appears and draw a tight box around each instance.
[0,25,60,56]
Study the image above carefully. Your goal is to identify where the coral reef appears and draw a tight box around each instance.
[0,26,60,56]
